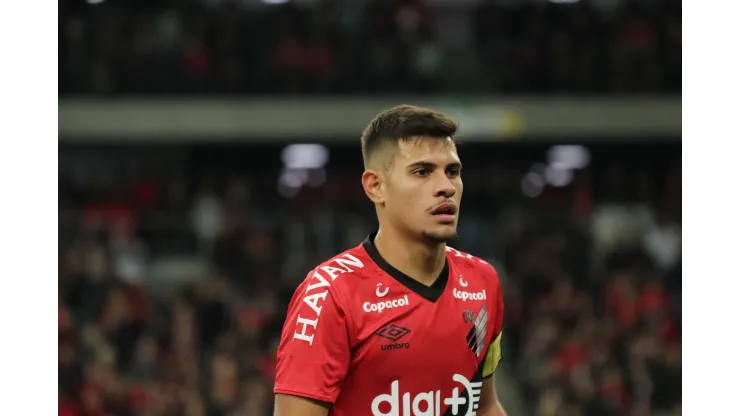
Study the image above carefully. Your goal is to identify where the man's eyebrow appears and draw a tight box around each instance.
[407,161,437,170]
[407,161,462,169]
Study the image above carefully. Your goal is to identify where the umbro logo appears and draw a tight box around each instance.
[376,324,411,351]
[376,324,410,341]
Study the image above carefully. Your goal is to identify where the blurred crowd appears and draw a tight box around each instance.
[59,0,681,95]
[58,144,681,416]
[503,208,681,416]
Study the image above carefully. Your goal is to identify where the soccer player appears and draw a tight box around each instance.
[273,105,507,416]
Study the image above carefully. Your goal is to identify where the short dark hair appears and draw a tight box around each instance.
[360,105,458,168]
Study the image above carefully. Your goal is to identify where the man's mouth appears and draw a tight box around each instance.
[431,202,457,219]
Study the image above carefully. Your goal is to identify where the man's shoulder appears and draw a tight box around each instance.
[299,244,377,296]
[446,245,500,281]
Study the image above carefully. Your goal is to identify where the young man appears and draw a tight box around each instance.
[273,105,507,416]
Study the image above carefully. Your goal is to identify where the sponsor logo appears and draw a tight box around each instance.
[371,373,483,416]
[462,309,475,323]
[459,275,468,287]
[453,288,486,302]
[377,324,411,341]
[466,305,488,357]
[376,324,411,351]
[292,253,365,345]
[380,343,410,351]
[364,295,410,313]
[376,283,390,297]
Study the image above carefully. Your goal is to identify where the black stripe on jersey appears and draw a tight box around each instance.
[466,325,479,352]
[468,306,488,357]
[440,359,488,416]
[362,232,449,302]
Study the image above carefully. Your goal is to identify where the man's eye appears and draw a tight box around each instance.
[447,169,460,177]
[414,169,430,176]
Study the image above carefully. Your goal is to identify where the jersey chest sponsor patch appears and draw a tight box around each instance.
[371,372,484,416]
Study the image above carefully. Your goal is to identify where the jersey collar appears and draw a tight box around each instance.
[362,232,449,303]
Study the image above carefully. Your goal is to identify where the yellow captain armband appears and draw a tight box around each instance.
[482,332,502,378]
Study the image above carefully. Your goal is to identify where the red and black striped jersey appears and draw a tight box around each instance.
[274,232,504,416]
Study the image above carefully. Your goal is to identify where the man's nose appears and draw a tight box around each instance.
[434,175,457,199]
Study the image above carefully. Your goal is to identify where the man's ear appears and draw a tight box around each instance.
[362,169,385,204]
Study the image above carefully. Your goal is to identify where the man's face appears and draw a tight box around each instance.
[382,136,463,243]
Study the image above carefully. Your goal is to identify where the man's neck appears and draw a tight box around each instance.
[373,226,447,286]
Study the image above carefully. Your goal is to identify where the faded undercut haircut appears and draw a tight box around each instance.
[360,105,459,170]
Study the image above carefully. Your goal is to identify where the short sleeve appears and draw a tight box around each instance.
[274,275,351,404]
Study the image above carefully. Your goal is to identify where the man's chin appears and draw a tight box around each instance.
[422,228,458,244]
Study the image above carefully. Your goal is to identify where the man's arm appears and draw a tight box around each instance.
[478,265,507,415]
[272,270,352,416]
[274,394,330,416]
[478,327,506,416]
[477,374,508,416]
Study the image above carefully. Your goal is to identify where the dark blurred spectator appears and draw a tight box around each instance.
[191,180,224,252]
[127,334,159,382]
[643,211,681,272]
